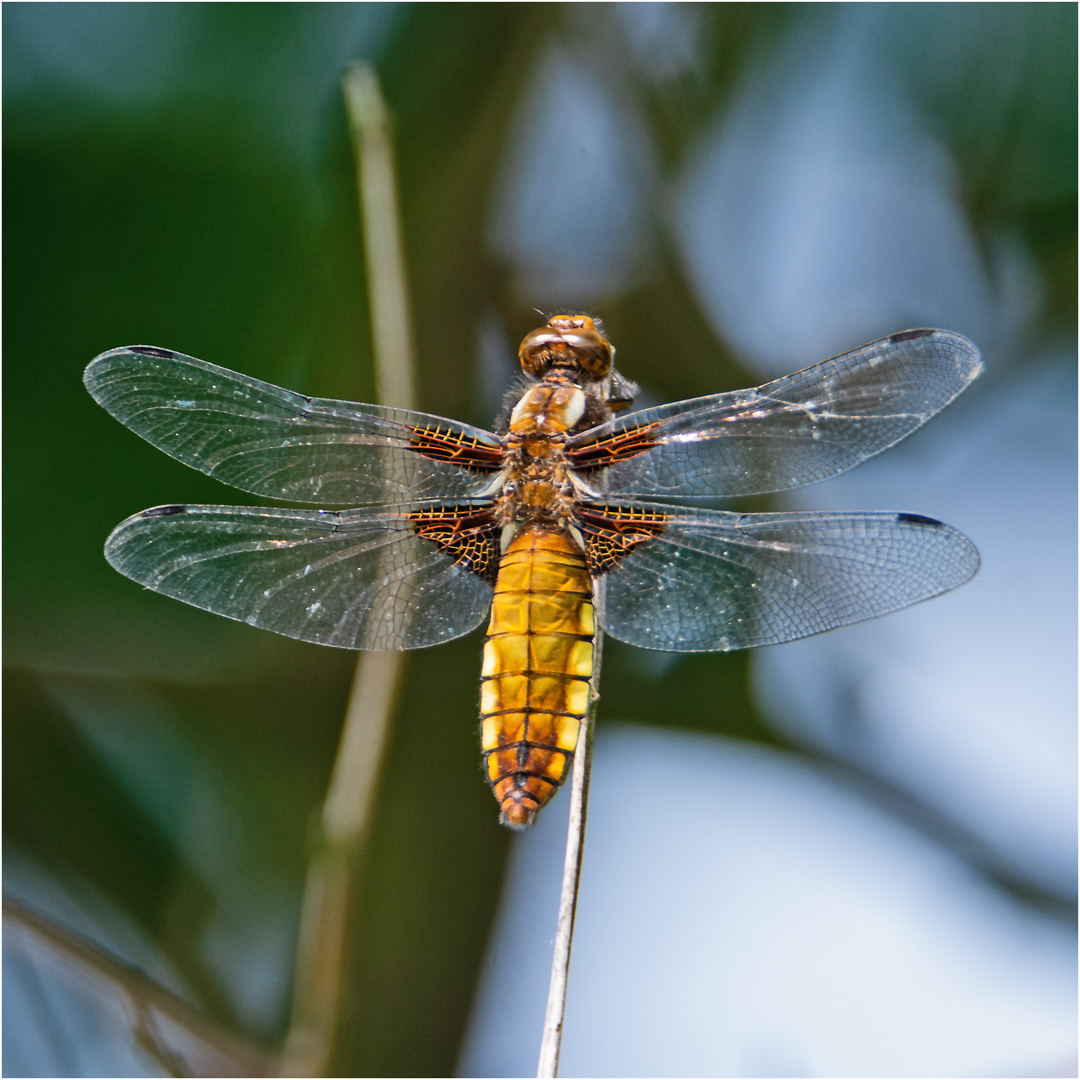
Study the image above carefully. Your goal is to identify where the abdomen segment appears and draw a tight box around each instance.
[480,528,594,827]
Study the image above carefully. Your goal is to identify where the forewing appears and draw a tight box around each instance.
[584,502,979,651]
[84,347,503,504]
[104,501,499,650]
[570,330,981,499]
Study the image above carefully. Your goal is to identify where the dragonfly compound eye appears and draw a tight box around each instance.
[519,315,614,380]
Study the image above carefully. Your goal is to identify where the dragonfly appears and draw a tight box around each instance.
[84,316,980,827]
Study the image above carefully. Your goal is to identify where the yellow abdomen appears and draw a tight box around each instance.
[480,528,594,828]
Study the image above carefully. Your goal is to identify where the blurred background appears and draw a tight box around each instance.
[3,3,1075,1077]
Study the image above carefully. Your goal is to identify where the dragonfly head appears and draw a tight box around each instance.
[519,314,614,382]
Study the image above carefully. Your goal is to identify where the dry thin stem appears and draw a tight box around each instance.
[342,62,417,412]
[536,629,603,1078]
[280,62,416,1078]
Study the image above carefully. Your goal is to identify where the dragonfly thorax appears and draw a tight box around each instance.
[497,441,577,531]
[509,382,586,435]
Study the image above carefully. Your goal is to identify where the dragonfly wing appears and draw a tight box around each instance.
[104,501,499,650]
[583,502,979,651]
[85,347,503,505]
[570,329,981,499]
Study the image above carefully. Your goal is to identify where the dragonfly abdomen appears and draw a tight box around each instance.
[480,527,594,828]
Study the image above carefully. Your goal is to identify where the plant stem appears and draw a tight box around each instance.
[280,62,416,1078]
[536,629,603,1077]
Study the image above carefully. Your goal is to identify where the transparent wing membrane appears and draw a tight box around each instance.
[89,330,980,656]
[84,347,502,505]
[571,330,981,499]
[104,502,496,650]
[590,502,980,651]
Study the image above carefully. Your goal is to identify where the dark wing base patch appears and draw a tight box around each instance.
[576,504,671,575]
[406,424,505,470]
[409,505,501,582]
[568,422,662,472]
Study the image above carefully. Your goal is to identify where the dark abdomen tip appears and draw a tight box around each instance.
[499,801,538,829]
